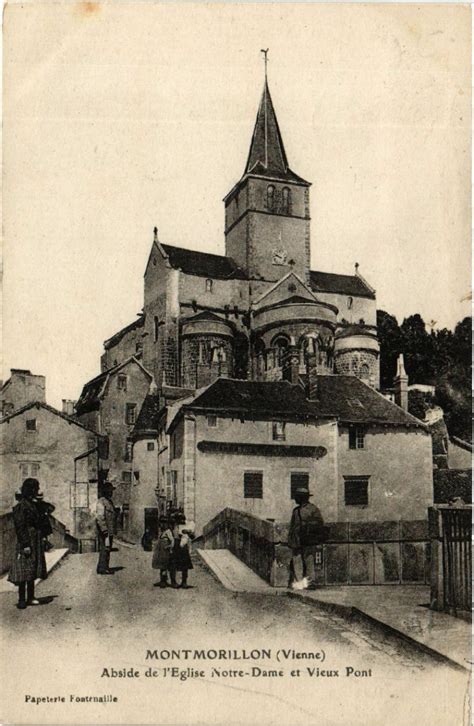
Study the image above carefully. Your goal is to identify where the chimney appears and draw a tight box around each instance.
[282,343,300,385]
[394,354,408,411]
[62,399,76,416]
[305,337,319,401]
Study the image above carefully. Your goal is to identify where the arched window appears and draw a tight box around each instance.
[282,187,291,214]
[271,335,289,365]
[266,185,275,211]
[360,363,370,380]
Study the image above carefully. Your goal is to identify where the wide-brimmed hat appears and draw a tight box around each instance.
[294,487,313,496]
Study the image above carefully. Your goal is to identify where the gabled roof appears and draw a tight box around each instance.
[310,270,376,299]
[0,401,104,435]
[178,376,426,429]
[75,357,153,415]
[161,244,246,280]
[104,315,145,351]
[244,81,309,186]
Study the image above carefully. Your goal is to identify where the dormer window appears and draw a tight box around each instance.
[282,187,292,214]
[266,185,275,211]
[205,279,213,293]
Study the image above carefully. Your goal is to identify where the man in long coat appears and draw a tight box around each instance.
[95,482,116,575]
[288,487,324,590]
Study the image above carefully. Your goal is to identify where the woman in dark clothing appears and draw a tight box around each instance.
[8,478,48,609]
[171,513,194,589]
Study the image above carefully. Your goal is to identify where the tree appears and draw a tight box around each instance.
[400,314,436,383]
[376,310,401,389]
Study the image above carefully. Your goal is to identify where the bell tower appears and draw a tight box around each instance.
[224,57,311,283]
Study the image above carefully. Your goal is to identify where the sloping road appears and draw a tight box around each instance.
[1,544,469,726]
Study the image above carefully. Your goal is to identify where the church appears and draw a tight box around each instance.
[76,74,432,541]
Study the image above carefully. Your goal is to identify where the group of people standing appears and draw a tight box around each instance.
[8,476,321,607]
[151,512,194,589]
[95,483,194,588]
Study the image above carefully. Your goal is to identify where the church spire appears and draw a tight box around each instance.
[245,77,289,176]
[242,53,308,186]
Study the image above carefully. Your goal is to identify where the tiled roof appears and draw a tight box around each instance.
[310,270,375,299]
[104,315,145,351]
[132,394,162,436]
[0,401,104,435]
[185,376,426,428]
[161,244,246,280]
[75,370,109,415]
[75,357,152,415]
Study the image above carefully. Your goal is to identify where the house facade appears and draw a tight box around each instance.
[157,376,432,535]
[0,402,106,541]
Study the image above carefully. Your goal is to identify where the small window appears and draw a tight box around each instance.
[344,477,369,506]
[122,471,132,484]
[290,472,309,499]
[124,441,133,462]
[349,426,365,450]
[26,419,37,432]
[207,415,217,428]
[205,279,213,293]
[244,472,263,499]
[3,402,14,416]
[272,421,286,441]
[282,187,292,214]
[125,403,137,425]
[347,297,353,310]
[147,442,155,451]
[266,185,275,211]
[117,374,127,391]
[154,316,159,343]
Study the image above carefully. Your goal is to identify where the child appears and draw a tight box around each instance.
[35,491,55,552]
[172,514,194,589]
[152,517,178,588]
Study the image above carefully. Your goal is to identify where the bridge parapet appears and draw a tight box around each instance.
[200,508,431,588]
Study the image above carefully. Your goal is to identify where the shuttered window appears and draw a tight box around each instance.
[244,472,263,499]
[344,477,369,506]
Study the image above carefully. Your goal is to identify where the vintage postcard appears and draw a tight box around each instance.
[1,2,471,725]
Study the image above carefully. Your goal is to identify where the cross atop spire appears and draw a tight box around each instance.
[260,48,269,81]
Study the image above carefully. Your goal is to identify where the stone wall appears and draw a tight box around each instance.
[334,349,379,387]
[181,335,233,388]
[200,508,431,587]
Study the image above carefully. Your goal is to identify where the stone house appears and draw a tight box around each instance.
[0,401,107,542]
[127,371,432,537]
[1,369,46,417]
[75,357,153,516]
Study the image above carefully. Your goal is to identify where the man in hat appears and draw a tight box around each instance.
[288,487,324,590]
[95,482,116,575]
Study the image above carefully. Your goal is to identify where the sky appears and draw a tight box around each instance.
[3,2,471,407]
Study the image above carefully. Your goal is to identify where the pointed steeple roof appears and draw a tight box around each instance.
[243,80,309,186]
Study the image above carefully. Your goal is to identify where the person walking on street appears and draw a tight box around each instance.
[288,487,324,591]
[96,482,116,575]
[8,478,48,609]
